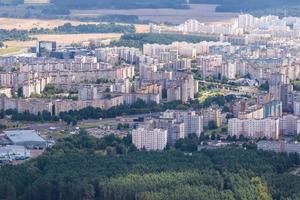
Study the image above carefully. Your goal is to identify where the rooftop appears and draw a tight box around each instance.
[5,130,45,143]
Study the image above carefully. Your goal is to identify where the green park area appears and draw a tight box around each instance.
[197,89,227,103]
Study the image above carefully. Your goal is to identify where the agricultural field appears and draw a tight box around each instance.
[0,17,149,32]
[2,33,122,51]
[0,47,23,55]
[0,18,97,30]
[71,4,238,24]
[0,18,149,51]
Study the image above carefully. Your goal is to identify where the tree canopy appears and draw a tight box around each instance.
[1,132,300,200]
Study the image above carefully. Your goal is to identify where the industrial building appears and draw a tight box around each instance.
[5,130,46,149]
[0,145,30,161]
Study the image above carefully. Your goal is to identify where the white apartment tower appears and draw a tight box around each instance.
[228,118,280,139]
[238,14,255,30]
[132,128,168,150]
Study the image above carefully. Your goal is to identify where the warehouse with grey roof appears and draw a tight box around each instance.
[5,130,46,149]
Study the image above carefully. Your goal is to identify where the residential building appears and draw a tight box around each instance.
[228,118,280,139]
[132,127,168,150]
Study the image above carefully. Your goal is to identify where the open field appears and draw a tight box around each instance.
[0,47,23,55]
[0,18,97,30]
[0,17,149,50]
[4,33,122,48]
[32,33,122,45]
[0,17,149,33]
[3,40,36,48]
[71,4,238,24]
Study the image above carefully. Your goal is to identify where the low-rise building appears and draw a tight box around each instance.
[257,141,300,154]
[0,145,31,161]
[5,130,46,149]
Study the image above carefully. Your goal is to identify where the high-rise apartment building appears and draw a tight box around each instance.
[228,118,280,139]
[156,118,185,145]
[132,128,167,150]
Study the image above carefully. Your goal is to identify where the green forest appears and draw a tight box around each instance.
[111,33,218,49]
[30,23,136,34]
[3,94,235,125]
[0,29,30,41]
[1,132,300,200]
[0,23,135,42]
[50,0,188,9]
[49,0,300,12]
[191,0,300,12]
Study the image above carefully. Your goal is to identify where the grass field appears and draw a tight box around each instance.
[197,90,227,103]
[0,47,23,55]
[45,131,70,140]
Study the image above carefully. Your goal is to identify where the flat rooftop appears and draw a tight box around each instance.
[5,130,45,143]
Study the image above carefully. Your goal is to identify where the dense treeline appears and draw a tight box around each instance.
[0,0,22,5]
[111,33,217,49]
[191,0,300,12]
[53,23,135,34]
[50,0,188,9]
[0,23,135,42]
[4,109,59,122]
[41,8,71,15]
[50,0,300,11]
[59,95,236,125]
[2,100,183,124]
[48,0,300,13]
[76,15,147,24]
[5,95,236,124]
[0,29,30,41]
[29,23,135,34]
[1,132,300,199]
[59,100,184,125]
